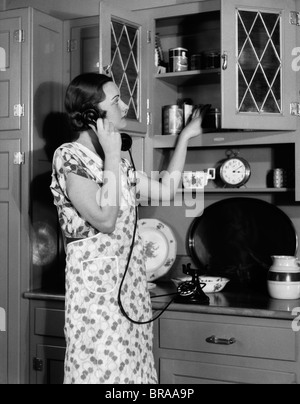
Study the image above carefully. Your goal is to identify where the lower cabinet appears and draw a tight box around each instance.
[29,300,65,385]
[30,300,300,384]
[35,345,65,385]
[153,311,300,384]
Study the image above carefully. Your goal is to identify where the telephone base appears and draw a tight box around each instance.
[174,292,210,305]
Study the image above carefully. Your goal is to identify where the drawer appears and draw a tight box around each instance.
[160,318,297,361]
[34,308,65,338]
[160,359,296,384]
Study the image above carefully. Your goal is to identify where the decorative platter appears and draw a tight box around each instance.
[138,219,177,282]
[188,197,298,289]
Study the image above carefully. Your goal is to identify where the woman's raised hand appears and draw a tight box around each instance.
[180,105,211,141]
[95,118,122,157]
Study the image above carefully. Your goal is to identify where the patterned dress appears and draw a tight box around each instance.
[50,142,157,384]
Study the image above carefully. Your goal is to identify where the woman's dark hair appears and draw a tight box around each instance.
[65,73,113,136]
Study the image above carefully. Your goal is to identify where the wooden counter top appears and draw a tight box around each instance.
[24,281,300,321]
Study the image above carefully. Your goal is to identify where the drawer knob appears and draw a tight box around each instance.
[206,336,236,346]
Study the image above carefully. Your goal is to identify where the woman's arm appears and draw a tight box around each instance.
[67,120,122,234]
[137,114,205,202]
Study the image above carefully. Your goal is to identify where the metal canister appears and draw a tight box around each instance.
[202,108,221,129]
[273,169,288,189]
[163,105,183,135]
[191,54,202,70]
[203,50,221,69]
[169,48,188,72]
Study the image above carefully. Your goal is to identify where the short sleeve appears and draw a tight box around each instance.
[53,146,95,182]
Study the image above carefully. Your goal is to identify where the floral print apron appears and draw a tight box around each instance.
[51,142,157,384]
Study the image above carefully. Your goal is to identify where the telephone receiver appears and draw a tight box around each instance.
[82,108,132,152]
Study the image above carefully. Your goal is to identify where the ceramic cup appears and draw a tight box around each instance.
[183,168,216,190]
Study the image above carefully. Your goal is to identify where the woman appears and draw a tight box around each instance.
[51,73,205,384]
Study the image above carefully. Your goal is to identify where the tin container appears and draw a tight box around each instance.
[183,103,194,126]
[203,50,221,69]
[202,108,221,130]
[273,169,288,189]
[191,54,202,70]
[163,105,183,135]
[169,48,188,72]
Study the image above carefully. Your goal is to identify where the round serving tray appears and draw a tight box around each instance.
[188,198,298,288]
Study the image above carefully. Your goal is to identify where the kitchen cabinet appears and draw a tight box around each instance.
[0,7,64,383]
[27,290,300,385]
[126,0,300,199]
[146,0,297,134]
[28,299,65,384]
[153,310,300,384]
[0,140,22,384]
[63,15,100,82]
[99,1,148,134]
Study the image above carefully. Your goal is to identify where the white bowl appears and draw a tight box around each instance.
[172,276,230,293]
[268,281,300,300]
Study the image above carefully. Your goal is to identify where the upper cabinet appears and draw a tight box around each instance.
[145,0,298,136]
[222,0,297,130]
[99,1,148,134]
[64,16,100,81]
[0,11,24,132]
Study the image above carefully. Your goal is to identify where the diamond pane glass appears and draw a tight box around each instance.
[237,10,282,114]
[111,20,139,121]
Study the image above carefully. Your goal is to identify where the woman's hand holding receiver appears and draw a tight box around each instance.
[95,118,122,158]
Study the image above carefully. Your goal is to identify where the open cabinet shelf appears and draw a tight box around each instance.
[153,132,297,149]
[155,68,221,86]
[178,188,294,194]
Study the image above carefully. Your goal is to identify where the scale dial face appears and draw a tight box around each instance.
[220,157,251,188]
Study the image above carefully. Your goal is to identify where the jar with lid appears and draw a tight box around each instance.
[202,108,221,130]
[163,105,183,135]
[169,48,188,72]
[203,50,221,69]
[191,54,202,70]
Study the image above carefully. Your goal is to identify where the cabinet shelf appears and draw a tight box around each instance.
[179,188,294,194]
[155,69,221,86]
[153,132,297,148]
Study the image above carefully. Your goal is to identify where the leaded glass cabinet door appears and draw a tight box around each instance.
[222,0,297,130]
[100,1,147,134]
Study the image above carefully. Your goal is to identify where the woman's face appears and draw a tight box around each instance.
[99,82,129,130]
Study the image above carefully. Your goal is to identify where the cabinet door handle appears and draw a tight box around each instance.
[102,64,112,76]
[222,52,228,70]
[206,336,236,345]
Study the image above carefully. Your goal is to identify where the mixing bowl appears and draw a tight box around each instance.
[172,276,230,293]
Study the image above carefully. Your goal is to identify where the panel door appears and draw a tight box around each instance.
[100,0,148,134]
[30,10,66,291]
[64,16,100,81]
[35,345,65,385]
[222,0,298,130]
[0,139,21,384]
[0,15,22,131]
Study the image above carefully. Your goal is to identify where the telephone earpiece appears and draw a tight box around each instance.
[120,133,132,152]
[81,108,101,129]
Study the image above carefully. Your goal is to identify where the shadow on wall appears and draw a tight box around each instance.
[30,82,74,291]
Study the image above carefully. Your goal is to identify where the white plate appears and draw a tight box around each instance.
[139,219,177,282]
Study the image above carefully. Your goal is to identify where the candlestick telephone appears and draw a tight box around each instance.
[81,108,132,152]
[174,264,210,305]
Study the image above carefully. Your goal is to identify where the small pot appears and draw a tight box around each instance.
[267,256,300,300]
